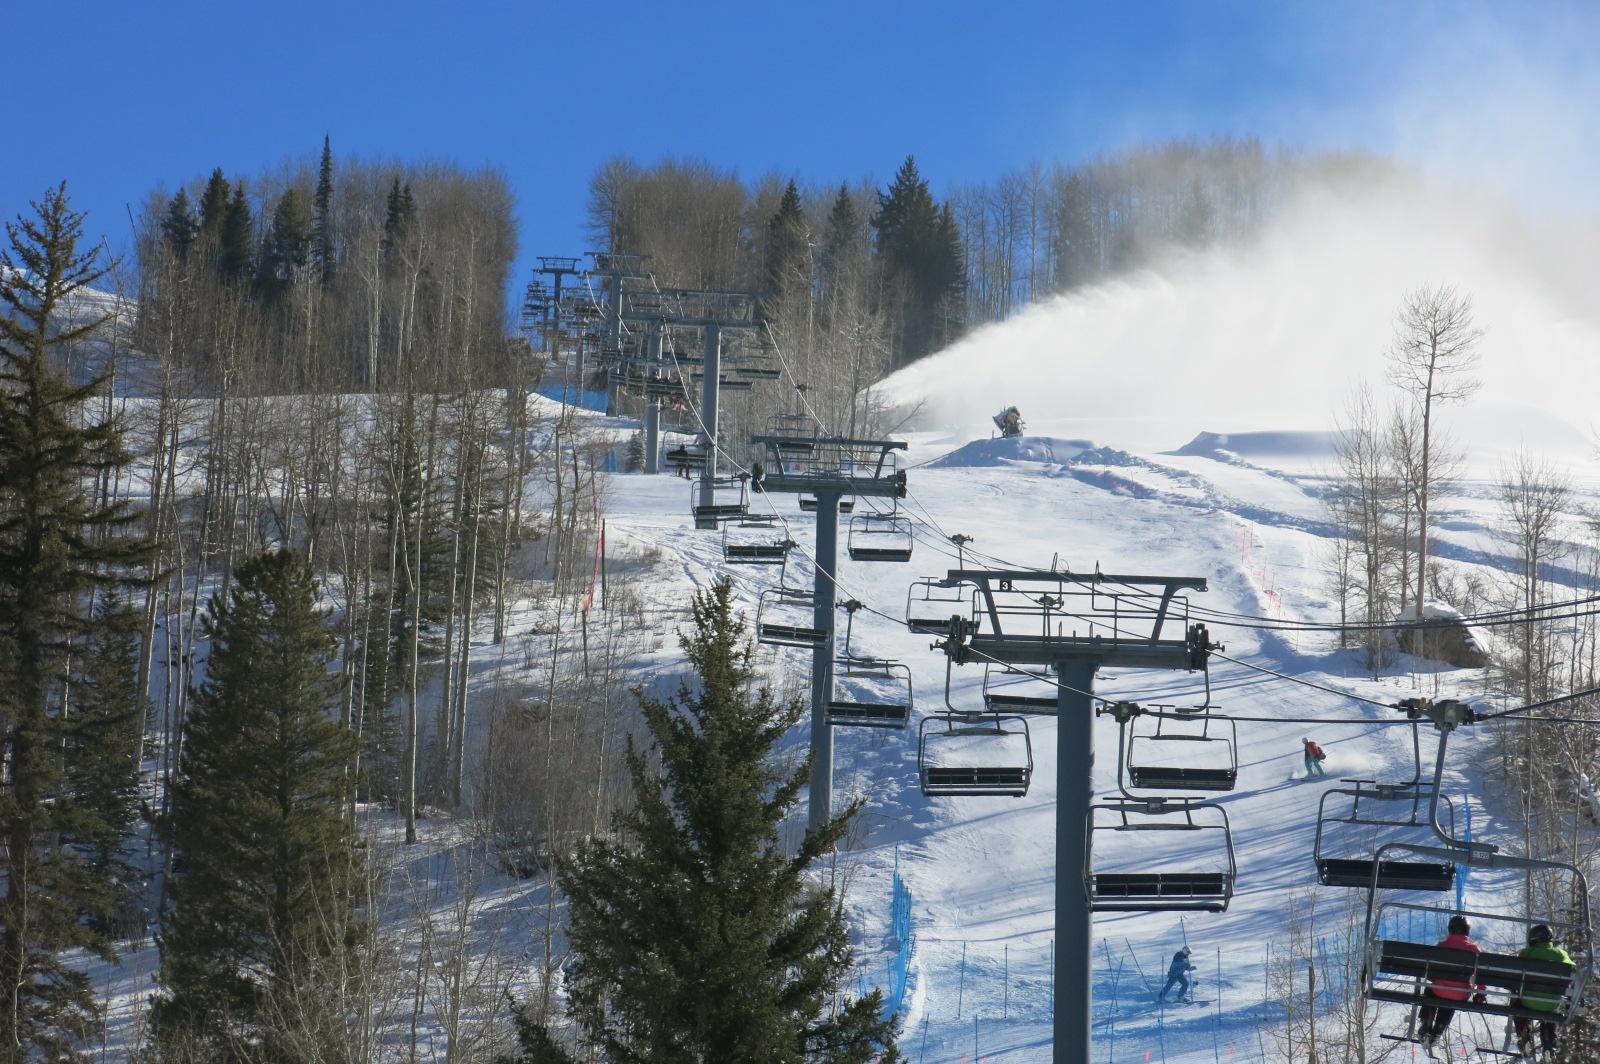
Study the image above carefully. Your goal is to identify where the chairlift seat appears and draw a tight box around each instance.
[826,701,910,729]
[1317,858,1456,891]
[799,496,853,513]
[908,615,957,635]
[1090,872,1231,912]
[756,621,829,647]
[921,766,1030,797]
[850,546,913,563]
[692,503,749,521]
[724,542,790,565]
[1128,765,1238,791]
[984,691,1058,712]
[1371,942,1576,1020]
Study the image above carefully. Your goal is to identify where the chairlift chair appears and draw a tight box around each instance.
[755,587,830,648]
[1124,710,1239,792]
[1086,799,1237,912]
[690,475,750,523]
[827,657,913,729]
[917,713,1033,797]
[1313,783,1460,890]
[907,578,969,636]
[847,513,914,563]
[732,365,782,380]
[1364,847,1592,1026]
[721,518,794,566]
[981,664,1059,713]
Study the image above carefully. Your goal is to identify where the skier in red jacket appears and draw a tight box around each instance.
[1302,737,1328,777]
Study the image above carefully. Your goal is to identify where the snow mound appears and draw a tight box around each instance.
[924,435,1095,469]
[1167,430,1338,461]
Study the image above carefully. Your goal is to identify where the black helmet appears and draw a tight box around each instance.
[1448,915,1471,936]
[1529,923,1553,945]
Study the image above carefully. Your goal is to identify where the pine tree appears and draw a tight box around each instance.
[0,184,151,1059]
[313,135,336,286]
[761,179,809,325]
[197,168,231,234]
[506,580,900,1062]
[154,549,359,1058]
[625,431,645,473]
[63,591,147,937]
[162,189,198,260]
[819,184,862,298]
[257,187,313,302]
[382,177,416,273]
[218,182,253,283]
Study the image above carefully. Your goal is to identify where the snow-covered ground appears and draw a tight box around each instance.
[597,419,1597,1063]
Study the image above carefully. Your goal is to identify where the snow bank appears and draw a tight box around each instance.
[924,435,1095,469]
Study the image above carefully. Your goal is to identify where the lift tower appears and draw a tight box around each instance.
[752,432,908,832]
[587,252,652,414]
[931,569,1210,1063]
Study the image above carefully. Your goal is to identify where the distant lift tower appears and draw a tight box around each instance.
[588,252,652,414]
[932,570,1211,1063]
[752,431,908,832]
[534,257,582,358]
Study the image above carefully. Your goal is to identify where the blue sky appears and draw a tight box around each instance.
[5,1,1595,288]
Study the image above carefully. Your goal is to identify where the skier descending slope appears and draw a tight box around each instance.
[1158,946,1196,1003]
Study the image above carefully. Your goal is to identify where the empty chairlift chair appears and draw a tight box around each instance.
[1313,781,1461,891]
[981,664,1059,713]
[847,512,914,563]
[906,578,970,636]
[691,475,750,523]
[721,516,793,566]
[1086,800,1237,912]
[755,586,830,648]
[827,658,913,729]
[917,713,1033,797]
[1124,710,1239,792]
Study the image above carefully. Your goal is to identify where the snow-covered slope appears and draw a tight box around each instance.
[602,416,1597,1062]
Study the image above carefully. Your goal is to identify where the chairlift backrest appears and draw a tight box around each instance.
[1122,709,1239,793]
[1086,799,1237,913]
[917,713,1033,797]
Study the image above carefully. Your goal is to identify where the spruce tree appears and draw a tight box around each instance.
[625,431,645,473]
[761,179,809,326]
[507,580,900,1063]
[819,184,862,298]
[154,549,359,1058]
[218,182,254,283]
[257,187,313,302]
[63,591,147,936]
[313,135,336,286]
[0,184,151,1059]
[197,168,231,234]
[161,189,198,260]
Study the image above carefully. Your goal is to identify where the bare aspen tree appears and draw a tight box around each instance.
[1386,284,1482,614]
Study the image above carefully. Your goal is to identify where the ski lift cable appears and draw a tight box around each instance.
[1208,651,1396,709]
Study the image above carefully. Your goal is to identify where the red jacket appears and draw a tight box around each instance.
[1429,933,1484,1001]
[1304,741,1325,760]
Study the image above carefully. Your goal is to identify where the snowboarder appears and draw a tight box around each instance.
[1158,946,1196,1003]
[1302,737,1328,777]
[992,406,1024,439]
[1417,915,1486,1050]
[1511,923,1573,1058]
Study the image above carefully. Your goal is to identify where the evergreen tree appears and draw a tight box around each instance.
[0,184,150,1059]
[63,591,147,936]
[625,431,645,473]
[197,168,231,234]
[819,184,862,298]
[761,179,809,325]
[506,580,900,1063]
[161,189,198,260]
[154,549,360,1059]
[871,156,957,364]
[257,187,313,302]
[382,177,417,272]
[218,182,254,283]
[313,135,336,286]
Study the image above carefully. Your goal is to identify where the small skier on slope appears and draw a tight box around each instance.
[1158,946,1196,1003]
[1302,737,1328,777]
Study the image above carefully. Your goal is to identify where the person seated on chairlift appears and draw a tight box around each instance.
[1512,923,1574,1058]
[1417,915,1487,1049]
[1301,737,1327,777]
[1158,946,1196,1003]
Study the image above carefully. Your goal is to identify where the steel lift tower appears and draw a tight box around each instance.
[930,569,1212,1062]
[752,432,908,832]
[588,252,652,414]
